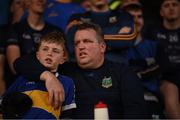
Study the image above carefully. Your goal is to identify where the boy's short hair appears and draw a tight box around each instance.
[36,31,65,51]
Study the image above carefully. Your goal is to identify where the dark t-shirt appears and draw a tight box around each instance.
[6,19,63,55]
[148,24,180,86]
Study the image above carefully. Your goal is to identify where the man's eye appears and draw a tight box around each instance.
[74,41,80,46]
[84,39,93,43]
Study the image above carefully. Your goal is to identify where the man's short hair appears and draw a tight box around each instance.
[76,22,104,43]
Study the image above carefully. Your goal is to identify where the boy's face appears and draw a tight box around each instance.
[36,41,65,72]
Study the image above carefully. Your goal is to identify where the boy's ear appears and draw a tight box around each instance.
[36,51,40,60]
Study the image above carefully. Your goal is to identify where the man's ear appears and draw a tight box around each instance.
[100,42,106,53]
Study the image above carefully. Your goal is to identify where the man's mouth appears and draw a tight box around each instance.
[79,52,87,57]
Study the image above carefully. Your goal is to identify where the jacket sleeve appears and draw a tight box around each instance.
[14,54,48,81]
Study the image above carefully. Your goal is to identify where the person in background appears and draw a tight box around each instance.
[9,0,27,24]
[151,0,180,119]
[122,2,165,119]
[44,0,85,32]
[2,31,76,119]
[66,0,136,63]
[80,0,92,11]
[14,22,147,119]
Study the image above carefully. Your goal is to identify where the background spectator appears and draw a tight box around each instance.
[44,0,85,32]
[153,0,180,119]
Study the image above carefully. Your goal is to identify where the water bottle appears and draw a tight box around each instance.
[94,101,109,120]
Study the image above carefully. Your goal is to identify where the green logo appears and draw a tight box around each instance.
[102,76,112,88]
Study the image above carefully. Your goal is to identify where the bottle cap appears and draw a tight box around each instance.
[95,101,107,108]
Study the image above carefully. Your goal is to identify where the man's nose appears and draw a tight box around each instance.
[78,41,85,49]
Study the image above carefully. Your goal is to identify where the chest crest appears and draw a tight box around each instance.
[102,76,112,88]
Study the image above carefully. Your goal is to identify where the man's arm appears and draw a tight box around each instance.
[14,54,65,108]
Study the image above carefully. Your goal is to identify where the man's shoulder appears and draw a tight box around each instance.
[105,59,128,71]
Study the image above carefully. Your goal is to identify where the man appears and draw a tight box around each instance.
[66,0,136,63]
[14,22,147,119]
[144,0,180,119]
[152,0,180,119]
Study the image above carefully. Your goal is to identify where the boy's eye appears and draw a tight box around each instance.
[42,48,48,51]
[53,49,60,53]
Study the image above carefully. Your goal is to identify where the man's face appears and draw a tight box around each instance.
[11,0,24,13]
[160,0,180,21]
[36,42,65,72]
[128,9,144,33]
[28,0,46,14]
[74,29,106,69]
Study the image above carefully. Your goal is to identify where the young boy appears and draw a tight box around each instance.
[1,31,76,119]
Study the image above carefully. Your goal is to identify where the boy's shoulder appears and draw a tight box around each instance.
[56,73,74,84]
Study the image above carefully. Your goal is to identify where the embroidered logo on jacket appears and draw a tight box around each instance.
[102,76,112,88]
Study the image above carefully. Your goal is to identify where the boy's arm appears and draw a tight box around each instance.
[14,54,65,109]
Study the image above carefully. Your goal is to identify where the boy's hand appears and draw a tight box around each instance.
[40,71,65,109]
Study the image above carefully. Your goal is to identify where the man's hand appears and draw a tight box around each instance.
[40,71,65,109]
